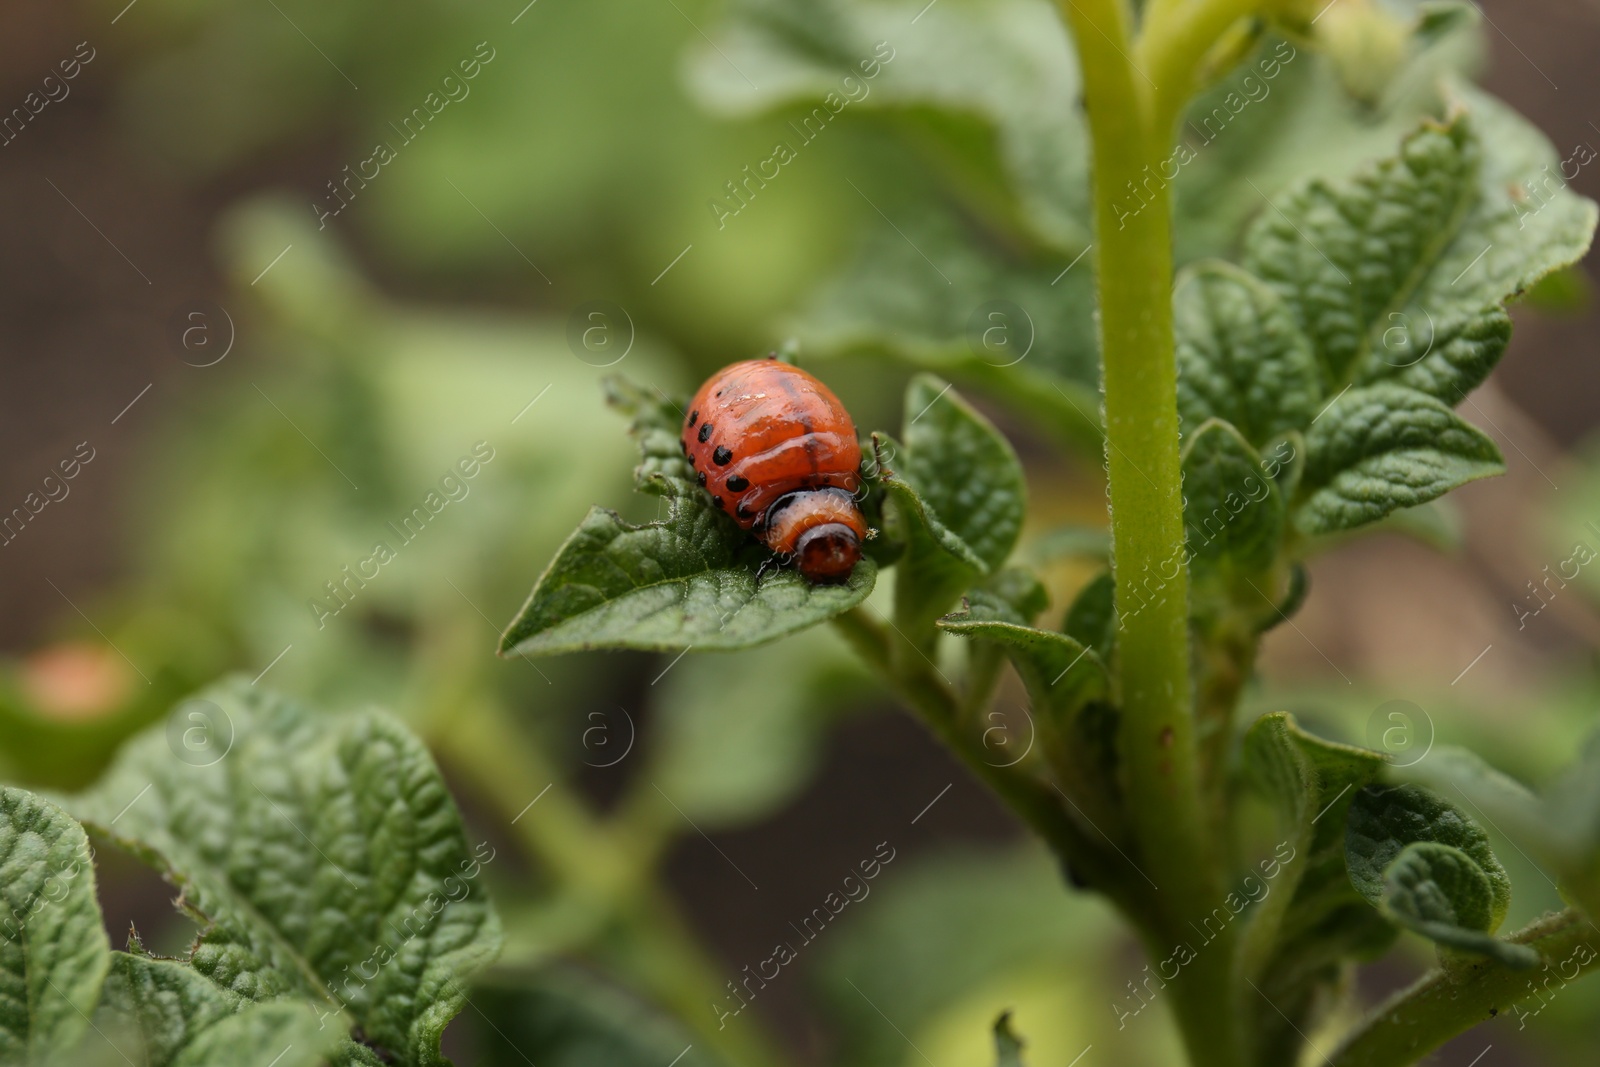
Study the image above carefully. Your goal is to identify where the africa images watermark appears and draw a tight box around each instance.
[0,844,94,942]
[1113,840,1298,1030]
[713,840,898,1029]
[1112,40,1298,230]
[1512,139,1597,231]
[2,40,97,148]
[307,441,497,629]
[307,839,499,1031]
[312,41,498,229]
[1,441,97,547]
[1510,939,1598,1030]
[1514,534,1597,631]
[1119,438,1298,627]
[706,41,897,230]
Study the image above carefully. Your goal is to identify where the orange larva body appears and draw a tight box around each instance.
[682,358,868,582]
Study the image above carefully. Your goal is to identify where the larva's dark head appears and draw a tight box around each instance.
[760,487,867,583]
[795,523,861,583]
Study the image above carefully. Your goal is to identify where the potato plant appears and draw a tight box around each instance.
[502,0,1600,1064]
[3,2,1599,1067]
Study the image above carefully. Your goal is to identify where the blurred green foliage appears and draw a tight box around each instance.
[0,0,1593,1062]
[111,0,868,359]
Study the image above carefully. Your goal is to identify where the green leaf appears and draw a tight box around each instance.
[502,505,878,656]
[876,437,986,572]
[1243,113,1472,388]
[993,1011,1027,1067]
[1026,526,1108,566]
[1174,263,1321,446]
[1240,714,1388,967]
[1244,105,1597,403]
[935,617,1107,722]
[0,786,110,1066]
[66,681,502,1067]
[900,375,1026,573]
[1172,33,1476,263]
[689,0,1091,251]
[168,1001,338,1067]
[690,0,1106,446]
[502,373,879,656]
[793,213,1103,441]
[1296,383,1502,535]
[963,567,1050,626]
[1345,784,1509,919]
[93,952,340,1067]
[937,610,1114,829]
[1378,841,1536,967]
[951,567,1053,719]
[1447,85,1600,320]
[1397,739,1600,922]
[879,476,984,640]
[1541,733,1600,908]
[93,952,243,1067]
[1238,714,1390,1061]
[1180,419,1285,580]
[1265,430,1306,502]
[1394,747,1547,851]
[1062,572,1116,665]
[879,375,1025,633]
[937,566,1101,720]
[1345,783,1535,965]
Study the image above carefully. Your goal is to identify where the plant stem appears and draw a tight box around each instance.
[1329,910,1600,1067]
[1139,0,1265,131]
[1051,1,1267,1063]
[1056,0,1213,932]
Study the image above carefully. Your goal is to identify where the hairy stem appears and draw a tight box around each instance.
[1139,0,1265,131]
[1052,0,1265,1063]
[1058,0,1212,933]
[1329,910,1600,1067]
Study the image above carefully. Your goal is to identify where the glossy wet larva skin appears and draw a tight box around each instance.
[681,357,868,582]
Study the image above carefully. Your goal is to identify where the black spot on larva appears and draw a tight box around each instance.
[688,410,698,427]
[697,471,707,487]
[698,423,714,444]
[726,475,750,492]
[679,438,687,454]
[712,495,725,510]
[737,504,752,519]
[713,445,733,466]
[687,455,696,470]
